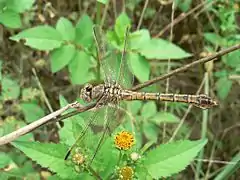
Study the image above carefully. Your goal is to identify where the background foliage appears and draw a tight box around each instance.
[0,0,239,179]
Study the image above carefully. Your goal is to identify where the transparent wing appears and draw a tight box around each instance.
[116,26,135,89]
[93,25,117,84]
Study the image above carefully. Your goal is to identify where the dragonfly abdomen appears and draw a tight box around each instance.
[121,91,217,109]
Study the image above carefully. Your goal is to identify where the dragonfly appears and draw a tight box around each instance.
[64,25,218,167]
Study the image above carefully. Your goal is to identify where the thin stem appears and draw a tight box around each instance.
[136,0,149,30]
[163,1,175,142]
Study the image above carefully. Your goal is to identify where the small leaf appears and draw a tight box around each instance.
[114,12,131,38]
[204,33,226,46]
[68,51,91,84]
[151,112,180,124]
[75,14,94,47]
[20,103,45,123]
[129,53,150,82]
[0,10,21,28]
[138,39,192,59]
[1,77,20,100]
[216,77,232,100]
[50,44,76,73]
[130,29,151,50]
[10,26,62,50]
[12,141,80,179]
[143,139,208,178]
[141,101,157,119]
[56,17,75,41]
[6,0,35,13]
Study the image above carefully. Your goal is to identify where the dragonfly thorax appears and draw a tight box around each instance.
[80,83,123,104]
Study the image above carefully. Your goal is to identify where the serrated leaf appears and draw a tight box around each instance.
[12,141,80,179]
[10,26,63,50]
[0,9,21,28]
[138,39,191,59]
[20,103,45,123]
[151,112,180,124]
[1,77,20,100]
[143,139,208,178]
[68,50,91,84]
[216,77,232,100]
[114,12,131,38]
[56,17,75,41]
[129,53,150,82]
[141,101,157,119]
[50,44,76,72]
[75,14,94,47]
[6,0,35,13]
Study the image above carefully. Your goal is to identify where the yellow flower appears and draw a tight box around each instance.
[114,131,134,150]
[119,166,134,180]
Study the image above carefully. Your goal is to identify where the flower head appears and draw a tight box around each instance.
[72,152,85,165]
[119,166,134,180]
[114,131,134,150]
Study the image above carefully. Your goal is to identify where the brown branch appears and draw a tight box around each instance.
[0,102,96,145]
[131,43,240,91]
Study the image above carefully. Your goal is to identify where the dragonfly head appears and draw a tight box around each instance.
[80,83,93,103]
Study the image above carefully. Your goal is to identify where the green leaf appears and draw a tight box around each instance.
[151,112,180,124]
[6,0,35,13]
[0,9,21,28]
[127,101,142,115]
[50,44,76,73]
[1,77,20,100]
[10,26,63,50]
[175,0,192,12]
[20,103,45,123]
[216,77,232,100]
[138,39,192,59]
[143,139,207,178]
[141,101,157,119]
[130,29,151,50]
[223,50,240,68]
[75,14,94,47]
[58,95,85,146]
[68,50,91,84]
[114,12,131,38]
[0,152,12,168]
[204,33,226,46]
[12,141,80,179]
[97,0,108,4]
[56,17,75,41]
[129,53,150,82]
[143,121,158,142]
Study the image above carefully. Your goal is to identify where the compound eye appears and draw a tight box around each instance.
[85,85,92,92]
